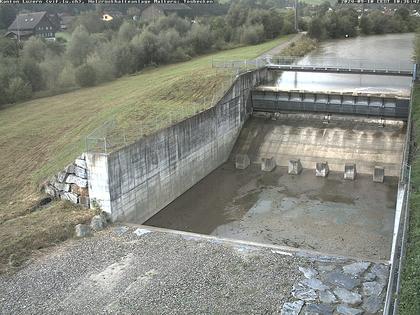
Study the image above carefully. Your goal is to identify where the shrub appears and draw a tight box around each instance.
[75,64,96,87]
[6,77,32,103]
[22,57,45,92]
[240,23,264,45]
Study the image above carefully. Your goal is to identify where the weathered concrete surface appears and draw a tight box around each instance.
[233,114,405,176]
[146,165,397,260]
[0,227,388,314]
[87,68,273,222]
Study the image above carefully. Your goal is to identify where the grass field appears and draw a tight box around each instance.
[0,35,293,272]
[399,84,420,314]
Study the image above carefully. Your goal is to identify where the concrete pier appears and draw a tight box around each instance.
[316,162,330,177]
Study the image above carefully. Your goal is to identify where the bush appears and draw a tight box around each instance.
[22,37,47,62]
[6,77,32,103]
[118,21,138,42]
[22,57,45,92]
[240,23,264,45]
[67,25,94,67]
[75,64,96,87]
[58,64,76,88]
[87,53,115,83]
[186,24,214,54]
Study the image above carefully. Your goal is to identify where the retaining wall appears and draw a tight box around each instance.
[86,68,272,222]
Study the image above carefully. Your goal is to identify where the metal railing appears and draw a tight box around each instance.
[383,82,414,315]
[212,56,414,75]
[85,78,236,154]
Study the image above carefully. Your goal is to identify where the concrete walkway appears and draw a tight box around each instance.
[0,226,388,314]
[260,32,305,57]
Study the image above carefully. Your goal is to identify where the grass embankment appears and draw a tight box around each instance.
[280,35,318,57]
[0,35,293,273]
[399,84,420,314]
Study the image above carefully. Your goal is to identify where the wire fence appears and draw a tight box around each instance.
[85,75,236,154]
[212,55,414,74]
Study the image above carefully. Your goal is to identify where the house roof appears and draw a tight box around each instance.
[5,30,34,37]
[149,4,191,12]
[8,11,48,31]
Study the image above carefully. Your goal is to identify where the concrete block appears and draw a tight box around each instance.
[261,157,276,172]
[44,184,58,197]
[75,224,91,237]
[373,166,385,183]
[316,162,329,177]
[52,181,71,192]
[235,154,250,170]
[66,174,88,188]
[288,159,302,175]
[61,191,79,204]
[71,184,89,197]
[75,158,87,169]
[90,215,105,231]
[344,164,357,180]
[74,166,87,179]
[66,164,76,174]
[56,171,68,183]
[79,196,90,208]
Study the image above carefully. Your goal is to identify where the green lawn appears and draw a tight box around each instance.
[0,35,293,272]
[399,84,420,314]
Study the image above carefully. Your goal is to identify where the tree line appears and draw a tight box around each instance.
[0,2,297,106]
[307,4,418,40]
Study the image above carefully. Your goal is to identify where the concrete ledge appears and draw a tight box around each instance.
[344,164,357,181]
[316,162,329,177]
[236,154,250,170]
[288,159,302,175]
[373,166,385,183]
[261,157,276,172]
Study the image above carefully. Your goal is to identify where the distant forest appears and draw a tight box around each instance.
[0,0,419,106]
[0,0,298,105]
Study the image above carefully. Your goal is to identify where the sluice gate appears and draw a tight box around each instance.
[251,87,410,119]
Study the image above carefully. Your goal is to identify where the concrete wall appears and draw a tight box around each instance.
[233,113,405,176]
[87,68,272,222]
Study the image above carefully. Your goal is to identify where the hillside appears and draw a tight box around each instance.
[0,35,293,272]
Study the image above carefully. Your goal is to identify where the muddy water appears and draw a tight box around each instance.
[146,164,397,260]
[274,33,414,95]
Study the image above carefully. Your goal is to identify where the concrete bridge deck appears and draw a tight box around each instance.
[267,64,413,77]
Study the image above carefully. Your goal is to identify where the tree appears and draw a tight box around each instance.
[131,30,159,66]
[240,23,264,45]
[22,57,45,91]
[118,21,137,42]
[186,24,214,54]
[0,5,17,30]
[308,17,324,40]
[6,77,32,103]
[72,10,104,34]
[67,25,94,66]
[360,15,372,35]
[22,37,47,62]
[75,64,96,87]
[0,37,18,58]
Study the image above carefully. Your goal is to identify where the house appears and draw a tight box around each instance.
[102,10,123,22]
[5,11,57,40]
[140,4,191,21]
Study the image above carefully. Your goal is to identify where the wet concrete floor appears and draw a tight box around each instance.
[145,164,397,261]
